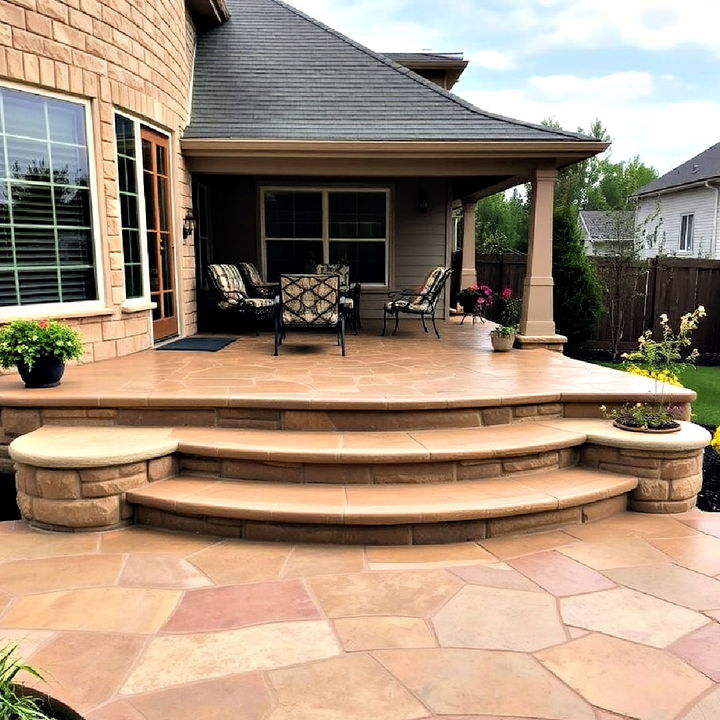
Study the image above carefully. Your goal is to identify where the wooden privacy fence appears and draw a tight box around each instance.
[463,253,720,353]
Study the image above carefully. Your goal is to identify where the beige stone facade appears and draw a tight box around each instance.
[0,0,198,360]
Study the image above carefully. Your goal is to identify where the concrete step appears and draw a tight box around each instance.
[127,468,638,544]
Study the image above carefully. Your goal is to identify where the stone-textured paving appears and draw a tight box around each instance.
[0,319,694,408]
[1,511,720,719]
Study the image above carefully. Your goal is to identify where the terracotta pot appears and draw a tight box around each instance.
[612,420,681,434]
[490,332,516,352]
[17,355,65,388]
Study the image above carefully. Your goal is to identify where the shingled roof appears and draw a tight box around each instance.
[634,141,720,196]
[185,0,595,143]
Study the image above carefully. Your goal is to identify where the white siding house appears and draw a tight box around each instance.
[633,142,720,259]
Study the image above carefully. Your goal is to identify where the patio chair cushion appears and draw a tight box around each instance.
[385,298,430,314]
[412,266,444,306]
[281,274,340,325]
[317,263,350,288]
[244,297,275,308]
[208,264,248,308]
[239,262,264,288]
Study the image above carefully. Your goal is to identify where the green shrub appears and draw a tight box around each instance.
[552,206,602,349]
[0,320,84,371]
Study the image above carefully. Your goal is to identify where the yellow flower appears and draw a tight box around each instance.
[712,427,720,453]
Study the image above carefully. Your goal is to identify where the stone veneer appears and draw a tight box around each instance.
[581,443,704,514]
[16,454,177,531]
[0,0,198,357]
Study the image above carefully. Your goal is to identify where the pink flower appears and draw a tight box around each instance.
[470,284,479,291]
[37,320,50,329]
[502,288,512,300]
[477,297,485,305]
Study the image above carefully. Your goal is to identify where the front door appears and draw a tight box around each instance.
[142,128,178,340]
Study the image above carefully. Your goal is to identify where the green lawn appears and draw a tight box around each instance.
[597,363,720,426]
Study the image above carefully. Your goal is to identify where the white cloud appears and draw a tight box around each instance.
[461,77,720,173]
[467,50,515,71]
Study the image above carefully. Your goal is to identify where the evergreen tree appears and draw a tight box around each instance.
[552,205,602,349]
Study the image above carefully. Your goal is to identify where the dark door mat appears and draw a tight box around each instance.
[156,337,236,352]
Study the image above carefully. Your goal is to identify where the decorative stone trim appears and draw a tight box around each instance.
[15,455,177,531]
[580,443,704,514]
[515,334,568,352]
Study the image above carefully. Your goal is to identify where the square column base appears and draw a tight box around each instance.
[515,334,567,353]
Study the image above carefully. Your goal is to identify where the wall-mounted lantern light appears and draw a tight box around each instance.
[182,211,196,239]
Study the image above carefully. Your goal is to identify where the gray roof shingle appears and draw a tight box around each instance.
[186,0,597,142]
[634,142,720,196]
[580,210,635,239]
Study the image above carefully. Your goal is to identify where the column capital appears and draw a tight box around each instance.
[532,168,559,183]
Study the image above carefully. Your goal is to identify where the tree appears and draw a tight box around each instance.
[552,205,602,350]
[474,190,528,253]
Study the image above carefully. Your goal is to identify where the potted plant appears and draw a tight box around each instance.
[1,642,82,719]
[602,306,706,432]
[456,283,493,315]
[490,288,521,352]
[0,320,84,388]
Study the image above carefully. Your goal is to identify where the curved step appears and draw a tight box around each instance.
[127,468,638,544]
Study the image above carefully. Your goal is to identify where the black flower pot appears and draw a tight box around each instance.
[17,355,65,388]
[460,297,479,314]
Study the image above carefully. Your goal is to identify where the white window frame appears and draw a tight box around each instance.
[113,110,152,307]
[0,80,104,319]
[680,213,694,253]
[260,186,391,288]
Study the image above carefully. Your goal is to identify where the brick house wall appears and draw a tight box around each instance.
[0,0,198,361]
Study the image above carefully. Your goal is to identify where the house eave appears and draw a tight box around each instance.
[180,138,609,162]
[634,177,720,199]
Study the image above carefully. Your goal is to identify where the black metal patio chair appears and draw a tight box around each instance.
[274,273,346,355]
[238,262,279,299]
[316,262,361,334]
[382,266,452,339]
[206,263,275,335]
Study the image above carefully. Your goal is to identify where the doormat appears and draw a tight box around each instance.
[156,337,235,352]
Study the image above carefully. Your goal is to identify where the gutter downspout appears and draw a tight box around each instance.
[705,182,720,259]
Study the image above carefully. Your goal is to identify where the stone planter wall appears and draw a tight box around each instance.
[580,443,704,513]
[15,455,177,532]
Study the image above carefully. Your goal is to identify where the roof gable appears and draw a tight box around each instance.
[186,0,596,143]
[635,141,720,196]
[580,210,635,239]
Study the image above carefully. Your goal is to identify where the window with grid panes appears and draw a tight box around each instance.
[0,86,97,307]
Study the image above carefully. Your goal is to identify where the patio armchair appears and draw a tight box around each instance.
[238,262,279,299]
[207,263,275,335]
[316,262,361,334]
[382,266,452,339]
[274,273,346,356]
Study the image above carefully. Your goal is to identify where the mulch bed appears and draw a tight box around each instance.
[697,424,720,512]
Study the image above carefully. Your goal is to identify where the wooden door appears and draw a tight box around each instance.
[142,128,177,340]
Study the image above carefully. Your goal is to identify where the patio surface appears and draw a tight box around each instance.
[2,511,720,719]
[0,319,694,409]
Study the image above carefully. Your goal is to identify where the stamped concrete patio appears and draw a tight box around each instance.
[0,318,693,410]
[2,510,720,720]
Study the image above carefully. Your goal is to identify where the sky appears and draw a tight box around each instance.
[287,0,720,175]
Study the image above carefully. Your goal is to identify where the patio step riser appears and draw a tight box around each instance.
[133,494,630,545]
[179,449,580,485]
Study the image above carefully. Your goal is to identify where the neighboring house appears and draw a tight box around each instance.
[0,0,605,360]
[633,142,720,259]
[580,210,635,256]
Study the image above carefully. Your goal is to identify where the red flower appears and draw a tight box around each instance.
[37,320,50,329]
[502,288,512,300]
[470,284,480,291]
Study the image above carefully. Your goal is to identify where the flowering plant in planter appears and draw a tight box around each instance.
[456,283,493,313]
[602,306,706,431]
[0,320,84,371]
[492,288,521,336]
